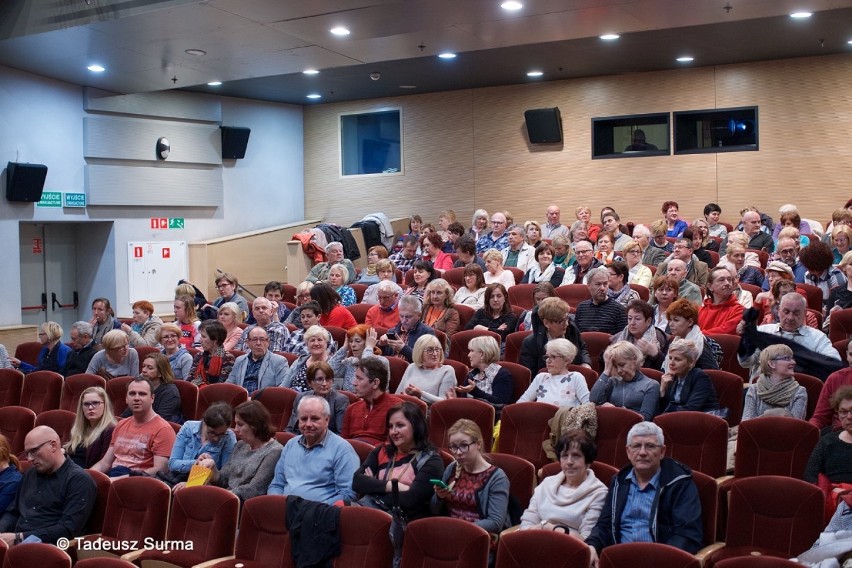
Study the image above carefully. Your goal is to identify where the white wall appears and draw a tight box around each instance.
[0,65,304,324]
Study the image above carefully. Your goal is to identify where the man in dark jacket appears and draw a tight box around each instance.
[63,321,97,377]
[586,422,702,566]
[519,297,591,376]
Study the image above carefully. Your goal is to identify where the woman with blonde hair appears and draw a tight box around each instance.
[431,419,510,534]
[16,321,71,374]
[283,281,315,328]
[621,240,652,288]
[482,249,515,289]
[329,264,357,306]
[0,434,21,513]
[86,329,139,379]
[158,323,193,380]
[448,335,513,406]
[217,301,245,351]
[423,278,460,339]
[396,335,456,405]
[282,325,335,392]
[66,386,117,468]
[524,220,543,249]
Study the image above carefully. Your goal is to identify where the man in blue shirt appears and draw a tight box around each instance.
[476,212,509,255]
[586,422,702,567]
[267,396,358,505]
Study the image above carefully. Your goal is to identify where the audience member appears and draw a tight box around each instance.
[211,272,250,315]
[423,278,461,339]
[811,338,852,433]
[520,297,590,376]
[269,396,359,504]
[502,224,535,273]
[542,205,570,240]
[477,212,510,255]
[306,242,356,284]
[287,361,349,434]
[664,259,703,306]
[217,301,245,351]
[592,341,660,420]
[699,266,744,334]
[93,377,176,477]
[379,295,434,363]
[167,403,235,489]
[63,321,97,377]
[448,335,514,406]
[574,268,627,335]
[361,259,397,304]
[586,422,702,562]
[390,235,420,275]
[453,264,487,309]
[90,297,122,345]
[66,386,116,469]
[396,335,456,405]
[665,299,720,371]
[124,353,182,423]
[659,237,709,287]
[518,338,590,407]
[86,329,139,380]
[0,426,96,546]
[199,400,282,501]
[188,320,234,386]
[228,326,290,395]
[16,321,71,375]
[466,283,518,343]
[282,325,336,392]
[561,240,602,285]
[452,237,486,271]
[659,339,720,414]
[342,357,402,445]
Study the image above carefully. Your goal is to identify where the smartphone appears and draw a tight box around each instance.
[430,479,448,489]
[386,332,398,340]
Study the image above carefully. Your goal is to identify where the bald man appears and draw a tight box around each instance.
[0,426,96,546]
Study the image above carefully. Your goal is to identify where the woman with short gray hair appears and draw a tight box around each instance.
[591,341,660,421]
[659,338,720,415]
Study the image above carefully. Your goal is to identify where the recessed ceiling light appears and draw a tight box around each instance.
[438,52,457,59]
[526,70,543,77]
[600,34,620,40]
[330,26,350,36]
[184,49,207,56]
[790,11,812,18]
[306,94,322,99]
[303,69,320,75]
[87,64,105,73]
[848,39,852,44]
[676,56,694,62]
[399,85,417,89]
[207,81,222,86]
[501,1,523,10]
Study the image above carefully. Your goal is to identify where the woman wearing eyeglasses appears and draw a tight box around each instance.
[431,419,510,536]
[158,323,193,381]
[742,345,806,421]
[622,240,653,288]
[659,338,720,415]
[86,329,139,380]
[15,321,72,375]
[286,362,350,434]
[517,338,590,408]
[66,387,117,469]
[520,429,607,538]
[167,403,236,490]
[396,335,455,405]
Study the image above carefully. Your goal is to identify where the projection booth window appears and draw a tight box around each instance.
[340,109,403,176]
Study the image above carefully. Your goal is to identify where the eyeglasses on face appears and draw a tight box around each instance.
[448,441,475,454]
[627,443,661,452]
[25,440,52,458]
[772,356,795,362]
[424,347,442,354]
[82,401,103,409]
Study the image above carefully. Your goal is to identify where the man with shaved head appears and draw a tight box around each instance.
[235,296,289,352]
[0,426,96,546]
[665,259,703,306]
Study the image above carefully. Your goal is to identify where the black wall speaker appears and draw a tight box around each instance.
[524,108,563,144]
[6,162,48,202]
[220,126,251,159]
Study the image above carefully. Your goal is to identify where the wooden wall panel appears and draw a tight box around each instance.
[305,53,852,231]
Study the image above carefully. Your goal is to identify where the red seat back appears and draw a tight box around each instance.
[196,383,249,419]
[254,386,297,431]
[34,409,76,444]
[594,406,642,469]
[0,406,36,457]
[336,505,394,568]
[496,402,557,470]
[428,398,495,450]
[448,329,501,365]
[734,416,818,479]
[0,369,24,407]
[503,330,532,364]
[400,517,490,568]
[497,361,531,402]
[20,370,63,414]
[60,373,107,412]
[654,411,728,478]
[496,527,591,568]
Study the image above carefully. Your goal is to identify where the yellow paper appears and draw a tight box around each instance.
[186,465,213,487]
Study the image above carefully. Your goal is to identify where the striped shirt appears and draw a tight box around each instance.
[574,298,627,335]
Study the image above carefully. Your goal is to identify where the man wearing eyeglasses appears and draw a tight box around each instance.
[228,327,290,396]
[561,240,602,285]
[476,212,509,256]
[659,237,709,288]
[586,422,702,566]
[63,321,97,377]
[0,426,96,547]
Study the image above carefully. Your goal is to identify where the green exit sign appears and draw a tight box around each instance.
[36,191,62,207]
[168,218,185,229]
[64,193,87,208]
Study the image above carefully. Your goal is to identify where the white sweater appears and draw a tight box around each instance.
[520,469,608,538]
[518,372,590,407]
[396,364,457,404]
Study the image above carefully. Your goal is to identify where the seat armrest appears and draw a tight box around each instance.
[193,556,237,568]
[695,542,726,566]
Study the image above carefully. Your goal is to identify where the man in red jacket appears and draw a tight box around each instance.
[698,266,744,335]
[341,357,402,445]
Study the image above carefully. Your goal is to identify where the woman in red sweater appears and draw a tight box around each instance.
[311,283,356,330]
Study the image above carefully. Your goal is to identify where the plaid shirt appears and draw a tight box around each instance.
[806,266,846,305]
[389,251,418,274]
